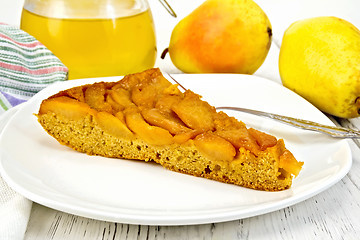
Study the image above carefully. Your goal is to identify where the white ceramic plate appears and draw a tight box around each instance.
[0,74,352,225]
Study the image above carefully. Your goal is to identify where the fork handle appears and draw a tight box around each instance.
[216,106,360,139]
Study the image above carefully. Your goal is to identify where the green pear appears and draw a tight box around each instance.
[279,16,360,118]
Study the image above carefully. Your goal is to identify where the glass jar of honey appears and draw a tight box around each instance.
[20,0,157,79]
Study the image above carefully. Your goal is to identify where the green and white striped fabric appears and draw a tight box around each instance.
[0,23,68,113]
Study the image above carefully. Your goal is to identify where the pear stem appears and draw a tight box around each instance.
[160,48,169,59]
[355,97,360,114]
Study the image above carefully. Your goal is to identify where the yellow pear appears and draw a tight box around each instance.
[164,0,272,74]
[279,16,360,118]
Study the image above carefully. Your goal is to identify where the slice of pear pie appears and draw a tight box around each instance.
[36,68,303,191]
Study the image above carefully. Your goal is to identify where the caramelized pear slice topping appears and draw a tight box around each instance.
[108,87,134,110]
[155,94,182,114]
[279,149,303,177]
[215,128,260,155]
[39,96,95,120]
[84,83,112,112]
[142,108,191,135]
[172,90,215,131]
[248,128,277,150]
[131,84,158,108]
[173,129,202,144]
[125,108,174,145]
[95,111,133,138]
[194,132,236,162]
[65,86,86,102]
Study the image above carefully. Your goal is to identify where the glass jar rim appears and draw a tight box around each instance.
[23,0,150,19]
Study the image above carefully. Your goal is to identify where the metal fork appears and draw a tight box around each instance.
[216,106,360,139]
[158,0,177,17]
[167,74,360,139]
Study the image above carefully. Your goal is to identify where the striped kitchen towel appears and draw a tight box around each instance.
[0,23,68,113]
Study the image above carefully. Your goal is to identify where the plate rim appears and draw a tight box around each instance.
[0,73,353,225]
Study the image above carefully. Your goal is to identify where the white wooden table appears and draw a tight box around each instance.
[1,0,360,239]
